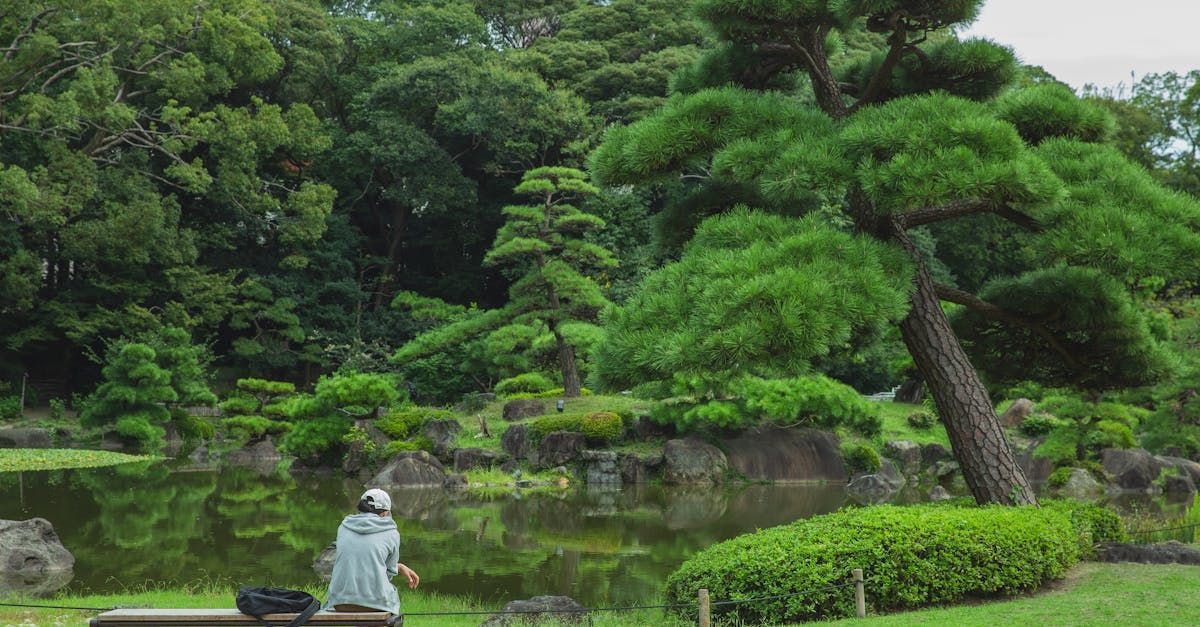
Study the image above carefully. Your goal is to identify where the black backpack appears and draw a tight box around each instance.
[235,586,321,627]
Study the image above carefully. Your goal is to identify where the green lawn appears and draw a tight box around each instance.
[2,563,1194,626]
[828,562,1200,626]
[0,448,157,472]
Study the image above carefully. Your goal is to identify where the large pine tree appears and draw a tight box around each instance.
[590,1,1200,505]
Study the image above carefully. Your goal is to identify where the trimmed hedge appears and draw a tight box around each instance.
[529,411,624,443]
[665,502,1118,624]
[377,407,456,439]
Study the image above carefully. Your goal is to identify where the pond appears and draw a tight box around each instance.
[0,461,849,606]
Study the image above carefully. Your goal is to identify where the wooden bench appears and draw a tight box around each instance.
[89,608,400,626]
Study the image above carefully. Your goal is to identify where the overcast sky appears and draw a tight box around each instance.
[959,0,1200,91]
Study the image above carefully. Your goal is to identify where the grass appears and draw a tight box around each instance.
[0,584,692,627]
[871,401,951,448]
[0,448,158,472]
[3,564,1195,627]
[827,562,1200,626]
[450,394,655,454]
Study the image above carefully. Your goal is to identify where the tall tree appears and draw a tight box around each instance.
[590,0,1200,505]
[483,167,615,396]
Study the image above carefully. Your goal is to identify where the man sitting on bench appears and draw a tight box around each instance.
[325,489,420,616]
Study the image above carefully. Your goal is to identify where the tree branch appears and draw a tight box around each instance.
[849,14,906,113]
[934,283,1084,371]
[896,200,1044,232]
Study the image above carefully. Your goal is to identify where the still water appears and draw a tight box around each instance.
[0,461,848,606]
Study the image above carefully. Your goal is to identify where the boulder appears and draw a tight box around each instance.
[0,518,74,596]
[455,448,504,472]
[633,417,675,441]
[535,432,585,470]
[480,595,590,626]
[1016,439,1054,484]
[933,460,960,479]
[893,379,924,404]
[883,440,922,476]
[225,437,284,466]
[501,424,533,460]
[162,422,184,457]
[1102,448,1166,492]
[502,399,546,422]
[0,428,52,449]
[580,450,620,487]
[1000,398,1036,427]
[723,427,845,482]
[1157,456,1200,485]
[313,543,336,581]
[369,451,446,489]
[443,474,469,491]
[928,485,953,501]
[846,474,901,504]
[422,419,462,461]
[920,443,952,467]
[499,459,520,474]
[662,438,727,485]
[1059,468,1104,501]
[1163,472,1197,496]
[1095,541,1200,565]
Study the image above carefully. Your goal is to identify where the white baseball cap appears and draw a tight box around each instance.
[361,488,392,512]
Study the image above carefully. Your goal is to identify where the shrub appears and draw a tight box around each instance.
[0,396,21,421]
[223,415,292,440]
[737,375,882,437]
[529,411,624,443]
[1047,466,1073,488]
[382,436,433,457]
[906,411,936,430]
[665,503,1086,624]
[49,399,65,421]
[376,407,456,439]
[841,442,881,474]
[280,415,351,464]
[495,373,556,397]
[1019,413,1063,436]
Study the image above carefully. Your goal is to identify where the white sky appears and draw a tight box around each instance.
[960,0,1200,91]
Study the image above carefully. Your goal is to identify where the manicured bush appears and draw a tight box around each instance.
[280,415,350,464]
[222,415,292,440]
[1047,466,1073,488]
[906,411,936,430]
[1019,413,1063,436]
[376,407,455,439]
[529,411,624,443]
[665,503,1088,623]
[495,373,556,397]
[841,442,881,474]
[381,436,434,457]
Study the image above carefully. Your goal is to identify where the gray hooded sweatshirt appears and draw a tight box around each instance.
[324,513,401,614]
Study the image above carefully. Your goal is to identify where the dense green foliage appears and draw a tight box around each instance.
[665,502,1122,623]
[528,411,624,444]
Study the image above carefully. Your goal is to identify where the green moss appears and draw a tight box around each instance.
[0,449,159,472]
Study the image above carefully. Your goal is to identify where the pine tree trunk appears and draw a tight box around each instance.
[554,330,582,398]
[897,243,1037,506]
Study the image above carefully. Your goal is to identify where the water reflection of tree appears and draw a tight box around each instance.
[72,462,217,584]
[216,466,293,540]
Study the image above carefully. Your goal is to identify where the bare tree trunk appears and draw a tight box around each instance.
[553,329,582,398]
[895,230,1037,505]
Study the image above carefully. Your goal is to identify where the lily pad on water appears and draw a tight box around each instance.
[0,449,159,472]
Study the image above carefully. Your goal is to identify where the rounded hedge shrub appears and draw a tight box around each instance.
[906,411,936,429]
[666,502,1098,623]
[841,442,881,474]
[1019,413,1063,436]
[529,411,624,443]
[495,373,556,397]
[376,407,456,439]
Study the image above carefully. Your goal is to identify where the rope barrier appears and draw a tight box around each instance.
[710,581,856,607]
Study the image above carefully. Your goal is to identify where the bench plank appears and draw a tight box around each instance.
[91,608,395,626]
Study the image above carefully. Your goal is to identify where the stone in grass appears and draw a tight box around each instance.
[422,419,462,462]
[1059,468,1104,501]
[928,485,953,501]
[536,432,586,469]
[662,438,727,486]
[501,424,532,461]
[502,399,546,422]
[1095,541,1200,565]
[454,448,504,472]
[479,595,591,626]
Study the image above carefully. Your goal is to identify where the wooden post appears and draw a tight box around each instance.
[19,371,27,415]
[698,588,710,627]
[853,569,865,618]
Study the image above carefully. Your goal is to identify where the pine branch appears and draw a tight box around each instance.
[933,283,1083,371]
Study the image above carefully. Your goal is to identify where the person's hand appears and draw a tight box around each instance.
[398,563,420,589]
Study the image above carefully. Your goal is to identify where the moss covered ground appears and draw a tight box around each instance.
[0,448,158,472]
